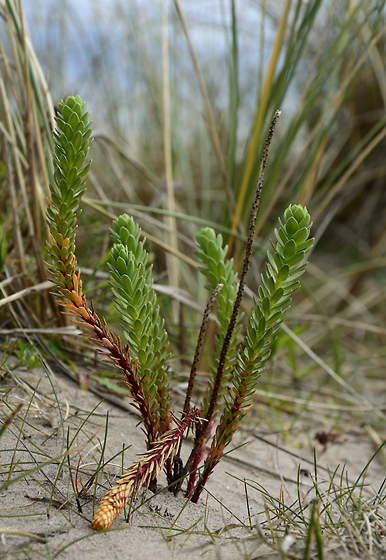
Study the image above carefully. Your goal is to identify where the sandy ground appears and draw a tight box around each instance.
[1,361,385,560]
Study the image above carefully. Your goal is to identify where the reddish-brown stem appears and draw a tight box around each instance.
[190,375,250,502]
[169,284,222,490]
[55,270,156,447]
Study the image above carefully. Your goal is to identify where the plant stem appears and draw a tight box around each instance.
[55,271,156,448]
[170,283,223,491]
[182,283,223,417]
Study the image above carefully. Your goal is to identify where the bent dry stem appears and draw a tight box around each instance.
[45,96,313,529]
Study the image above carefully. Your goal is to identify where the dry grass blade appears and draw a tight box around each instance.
[0,0,60,325]
[0,280,52,308]
[162,3,179,323]
[0,528,46,542]
[173,0,235,215]
[229,0,290,244]
[280,323,386,420]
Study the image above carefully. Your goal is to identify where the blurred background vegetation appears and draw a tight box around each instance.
[0,0,385,423]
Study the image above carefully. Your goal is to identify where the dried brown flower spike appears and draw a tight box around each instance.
[92,408,200,530]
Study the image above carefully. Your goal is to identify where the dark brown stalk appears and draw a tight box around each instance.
[182,283,223,416]
[184,110,281,479]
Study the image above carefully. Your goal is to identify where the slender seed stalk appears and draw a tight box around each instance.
[170,283,222,491]
[206,110,281,424]
[184,110,281,479]
[195,228,241,428]
[182,283,223,417]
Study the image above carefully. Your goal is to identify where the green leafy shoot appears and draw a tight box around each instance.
[109,214,173,440]
[190,204,313,501]
[45,95,92,296]
[45,96,158,452]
